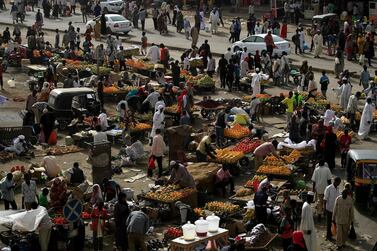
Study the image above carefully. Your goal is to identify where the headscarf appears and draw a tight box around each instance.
[91,184,104,205]
[292,231,305,248]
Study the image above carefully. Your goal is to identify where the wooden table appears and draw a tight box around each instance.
[169,228,228,251]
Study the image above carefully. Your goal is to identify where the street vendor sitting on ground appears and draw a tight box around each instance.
[196,134,217,162]
[68,162,86,186]
[4,135,29,156]
[41,155,62,179]
[175,201,196,224]
[253,140,283,168]
[94,125,108,144]
[102,178,121,201]
[167,161,196,188]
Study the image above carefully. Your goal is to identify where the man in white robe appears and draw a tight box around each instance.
[146,43,160,63]
[209,8,219,34]
[151,105,165,139]
[313,31,323,58]
[335,78,352,110]
[300,191,318,251]
[358,98,375,140]
[251,68,268,96]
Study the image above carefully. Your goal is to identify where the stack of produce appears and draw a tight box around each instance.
[257,165,292,176]
[80,212,91,219]
[0,152,15,163]
[214,148,244,164]
[224,124,250,139]
[145,186,195,203]
[194,208,205,217]
[189,58,203,68]
[244,175,267,188]
[287,189,307,196]
[164,227,183,240]
[129,123,152,132]
[264,149,301,165]
[241,94,271,102]
[336,130,354,140]
[243,208,255,223]
[52,216,68,225]
[46,145,81,155]
[232,139,261,153]
[235,188,253,197]
[125,59,154,70]
[204,201,240,214]
[135,113,153,122]
[164,104,179,114]
[63,60,112,75]
[103,85,119,94]
[340,116,350,124]
[196,75,215,88]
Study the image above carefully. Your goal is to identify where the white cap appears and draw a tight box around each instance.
[18,135,25,140]
[170,160,177,166]
[255,68,260,72]
[307,191,315,196]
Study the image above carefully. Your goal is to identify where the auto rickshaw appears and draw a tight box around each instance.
[346,149,377,210]
[48,88,101,130]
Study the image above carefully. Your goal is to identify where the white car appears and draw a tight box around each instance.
[99,0,124,13]
[87,14,132,35]
[231,34,290,56]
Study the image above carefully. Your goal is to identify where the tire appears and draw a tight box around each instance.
[233,46,241,53]
[58,120,69,130]
[239,157,250,168]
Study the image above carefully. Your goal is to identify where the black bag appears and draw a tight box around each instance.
[348,224,356,240]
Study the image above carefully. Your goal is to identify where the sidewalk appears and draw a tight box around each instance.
[0,8,372,78]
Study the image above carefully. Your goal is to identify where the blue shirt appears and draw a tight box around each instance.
[360,70,370,84]
[319,75,329,90]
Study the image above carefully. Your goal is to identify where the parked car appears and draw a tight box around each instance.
[99,0,124,13]
[86,14,132,35]
[231,34,290,56]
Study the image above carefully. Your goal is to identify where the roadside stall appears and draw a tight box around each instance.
[137,185,197,218]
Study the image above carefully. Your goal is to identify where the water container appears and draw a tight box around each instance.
[194,217,208,237]
[182,221,196,241]
[206,214,220,232]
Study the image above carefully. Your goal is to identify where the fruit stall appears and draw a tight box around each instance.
[137,185,198,217]
[224,124,251,140]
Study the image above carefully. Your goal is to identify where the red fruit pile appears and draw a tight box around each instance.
[81,212,91,219]
[10,165,25,173]
[233,139,262,154]
[52,217,68,225]
[165,227,183,239]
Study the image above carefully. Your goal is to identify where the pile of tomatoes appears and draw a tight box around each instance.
[10,165,25,173]
[81,212,91,219]
[52,216,68,225]
[164,227,183,240]
[232,139,262,154]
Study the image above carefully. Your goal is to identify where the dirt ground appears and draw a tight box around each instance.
[0,50,377,250]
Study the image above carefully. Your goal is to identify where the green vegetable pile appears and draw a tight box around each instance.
[197,75,215,87]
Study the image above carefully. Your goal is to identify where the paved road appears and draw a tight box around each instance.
[0,7,376,78]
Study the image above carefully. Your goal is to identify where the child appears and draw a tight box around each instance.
[39,188,49,208]
[76,27,81,50]
[140,32,147,55]
[54,29,59,49]
[91,202,108,251]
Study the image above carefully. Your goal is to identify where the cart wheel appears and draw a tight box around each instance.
[239,157,250,168]
[58,120,69,130]
[201,109,208,118]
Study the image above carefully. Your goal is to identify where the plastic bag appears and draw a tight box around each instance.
[48,130,57,145]
[331,223,337,236]
[348,224,356,240]
[148,156,155,170]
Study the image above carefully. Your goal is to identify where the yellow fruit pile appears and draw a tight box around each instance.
[215,149,244,164]
[145,187,195,203]
[336,130,354,140]
[165,104,179,114]
[224,124,250,139]
[204,201,240,214]
[194,208,205,217]
[264,149,301,165]
[130,123,152,132]
[257,165,292,176]
[243,208,255,223]
[235,188,253,197]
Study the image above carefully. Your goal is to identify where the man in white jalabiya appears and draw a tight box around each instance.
[335,77,352,111]
[251,68,268,96]
[358,97,375,140]
[150,105,165,142]
[209,8,219,34]
[146,43,160,64]
[300,191,319,251]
